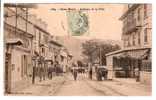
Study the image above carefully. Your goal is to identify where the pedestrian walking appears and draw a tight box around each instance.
[39,66,43,82]
[135,59,141,82]
[55,61,60,76]
[48,67,53,79]
[89,67,92,80]
[73,68,78,81]
[48,61,53,79]
[43,63,46,80]
[32,65,36,84]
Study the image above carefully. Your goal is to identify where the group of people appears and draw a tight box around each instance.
[47,61,64,79]
[71,67,93,81]
[32,60,64,83]
[70,63,93,81]
[34,61,94,82]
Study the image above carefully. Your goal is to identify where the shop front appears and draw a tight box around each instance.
[106,47,151,84]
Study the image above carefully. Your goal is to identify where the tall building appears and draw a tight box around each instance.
[121,4,152,49]
[106,4,152,85]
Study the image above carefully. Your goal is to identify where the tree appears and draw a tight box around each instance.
[82,39,121,65]
[77,60,83,67]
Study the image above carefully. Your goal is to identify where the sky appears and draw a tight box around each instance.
[30,4,124,40]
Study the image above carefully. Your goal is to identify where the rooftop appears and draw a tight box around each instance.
[119,4,140,20]
[106,46,151,56]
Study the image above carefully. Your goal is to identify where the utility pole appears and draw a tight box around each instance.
[15,5,17,36]
[32,56,36,84]
[99,46,102,66]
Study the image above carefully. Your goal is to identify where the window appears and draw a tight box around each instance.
[131,12,134,19]
[144,28,148,43]
[124,40,127,47]
[43,35,48,44]
[41,48,45,56]
[132,34,136,46]
[128,37,131,47]
[142,60,151,72]
[144,4,148,18]
[24,38,29,48]
[54,56,57,61]
[138,32,141,45]
[21,55,28,77]
[19,34,29,48]
[137,8,141,21]
[61,56,64,62]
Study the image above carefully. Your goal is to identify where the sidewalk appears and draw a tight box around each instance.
[10,77,32,94]
[86,74,151,96]
[7,75,66,96]
[113,78,152,93]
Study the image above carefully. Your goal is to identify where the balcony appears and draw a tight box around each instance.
[123,19,142,35]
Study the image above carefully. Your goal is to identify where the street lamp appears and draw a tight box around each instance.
[95,44,102,66]
[99,46,102,66]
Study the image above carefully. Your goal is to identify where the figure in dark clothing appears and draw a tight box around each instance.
[48,61,54,79]
[32,66,36,84]
[43,64,46,80]
[136,59,141,82]
[73,69,78,81]
[89,68,92,80]
[39,66,43,82]
[55,61,61,76]
[48,67,53,79]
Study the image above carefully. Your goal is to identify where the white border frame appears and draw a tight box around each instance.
[0,0,156,100]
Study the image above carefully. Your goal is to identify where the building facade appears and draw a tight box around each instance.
[106,4,152,85]
[4,6,64,93]
[4,4,72,94]
[121,4,152,49]
[60,47,70,73]
[4,7,34,93]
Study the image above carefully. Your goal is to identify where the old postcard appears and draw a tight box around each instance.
[3,3,152,96]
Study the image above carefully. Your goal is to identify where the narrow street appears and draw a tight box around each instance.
[3,4,152,96]
[7,72,151,96]
[54,73,151,96]
[54,73,105,96]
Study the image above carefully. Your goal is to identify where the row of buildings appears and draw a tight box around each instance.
[106,4,152,84]
[4,5,73,93]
